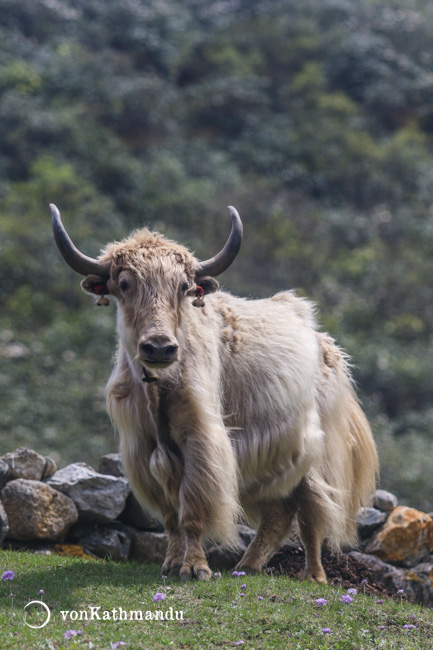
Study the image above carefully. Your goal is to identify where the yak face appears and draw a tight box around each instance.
[107,264,184,370]
[81,231,219,372]
[50,202,242,374]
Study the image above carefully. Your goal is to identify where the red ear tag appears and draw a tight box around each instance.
[192,285,205,308]
[93,283,108,296]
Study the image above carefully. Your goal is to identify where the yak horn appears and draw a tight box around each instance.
[50,204,111,277]
[196,206,243,278]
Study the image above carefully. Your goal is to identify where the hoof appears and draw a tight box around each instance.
[235,564,262,576]
[305,571,327,584]
[168,565,181,578]
[180,567,191,582]
[179,565,211,582]
[196,569,211,582]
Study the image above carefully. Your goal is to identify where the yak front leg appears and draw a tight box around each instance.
[236,500,296,574]
[179,520,211,582]
[175,432,239,582]
[161,509,185,578]
[169,382,240,582]
[177,454,213,582]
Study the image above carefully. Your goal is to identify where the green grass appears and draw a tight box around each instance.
[0,550,432,649]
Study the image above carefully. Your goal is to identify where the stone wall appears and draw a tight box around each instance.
[1,447,433,606]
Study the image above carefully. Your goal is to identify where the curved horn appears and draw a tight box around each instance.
[50,204,111,277]
[196,206,243,278]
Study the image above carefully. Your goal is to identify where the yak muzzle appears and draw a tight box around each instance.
[138,335,179,367]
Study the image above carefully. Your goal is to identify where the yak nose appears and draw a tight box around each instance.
[139,335,179,364]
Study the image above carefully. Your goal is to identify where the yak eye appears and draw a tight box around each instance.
[181,281,189,292]
[119,279,129,292]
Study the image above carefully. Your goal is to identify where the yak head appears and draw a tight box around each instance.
[50,204,242,375]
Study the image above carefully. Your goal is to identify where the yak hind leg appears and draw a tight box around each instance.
[235,500,296,574]
[298,521,327,584]
[294,478,328,584]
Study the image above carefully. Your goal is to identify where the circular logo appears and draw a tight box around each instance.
[23,600,51,629]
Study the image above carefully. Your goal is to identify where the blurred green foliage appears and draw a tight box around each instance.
[1,0,433,509]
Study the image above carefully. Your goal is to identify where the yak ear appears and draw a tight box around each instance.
[81,275,111,296]
[196,276,219,295]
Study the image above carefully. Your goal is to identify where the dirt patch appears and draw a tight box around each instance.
[269,538,392,596]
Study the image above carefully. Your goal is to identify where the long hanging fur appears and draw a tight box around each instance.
[80,227,378,578]
[314,333,379,549]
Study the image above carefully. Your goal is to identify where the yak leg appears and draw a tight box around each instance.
[161,509,185,578]
[295,479,327,584]
[168,386,239,583]
[235,500,296,574]
[179,521,210,583]
[177,459,212,582]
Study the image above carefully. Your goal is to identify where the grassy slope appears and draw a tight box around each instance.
[0,550,432,649]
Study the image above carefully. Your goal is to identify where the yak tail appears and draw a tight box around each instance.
[316,334,379,551]
[344,394,379,545]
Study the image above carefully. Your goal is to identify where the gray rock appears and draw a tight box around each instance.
[348,551,406,592]
[238,524,256,547]
[1,447,46,481]
[0,459,9,489]
[0,501,9,543]
[44,462,130,524]
[98,453,125,478]
[1,479,78,541]
[404,562,433,607]
[68,523,134,562]
[207,542,246,570]
[350,553,433,607]
[120,493,163,531]
[130,531,168,565]
[42,457,57,479]
[357,507,388,539]
[372,489,398,512]
[206,524,255,570]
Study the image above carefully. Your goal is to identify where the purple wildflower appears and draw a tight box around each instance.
[347,588,357,596]
[379,625,385,630]
[214,572,222,578]
[360,579,368,585]
[234,642,244,646]
[257,596,263,601]
[321,628,331,634]
[376,599,384,604]
[240,592,245,597]
[341,594,353,604]
[64,630,78,639]
[1,571,15,581]
[111,643,126,649]
[315,598,327,607]
[403,624,416,629]
[153,592,165,602]
[240,583,247,589]
[161,575,168,580]
[38,589,44,595]
[397,589,404,594]
[232,571,246,577]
